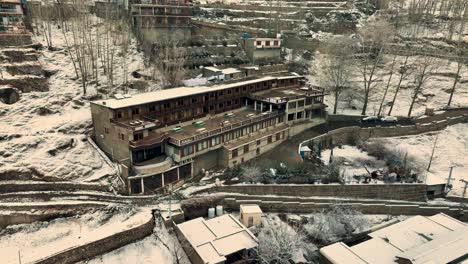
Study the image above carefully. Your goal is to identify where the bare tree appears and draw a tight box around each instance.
[447,51,467,107]
[377,55,397,116]
[318,36,353,114]
[241,166,262,183]
[354,19,395,115]
[152,37,187,88]
[407,55,437,117]
[388,55,411,116]
[255,223,306,264]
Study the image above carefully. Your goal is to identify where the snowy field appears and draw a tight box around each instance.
[320,123,468,196]
[0,20,152,183]
[376,123,468,196]
[0,207,151,264]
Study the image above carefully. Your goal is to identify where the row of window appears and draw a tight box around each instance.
[180,116,282,157]
[231,131,284,158]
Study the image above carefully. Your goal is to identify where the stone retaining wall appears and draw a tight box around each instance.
[33,213,155,264]
[0,181,108,193]
[202,184,428,201]
[222,197,468,222]
[300,114,468,155]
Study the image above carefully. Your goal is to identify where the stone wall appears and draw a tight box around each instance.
[203,184,428,201]
[222,197,468,222]
[0,34,32,47]
[300,114,468,156]
[0,181,108,193]
[34,214,155,264]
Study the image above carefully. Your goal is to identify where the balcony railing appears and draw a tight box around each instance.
[129,131,168,149]
[133,156,173,175]
[168,111,281,146]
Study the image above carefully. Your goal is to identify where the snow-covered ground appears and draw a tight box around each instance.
[0,19,153,183]
[0,206,151,264]
[321,145,386,183]
[376,123,468,196]
[313,54,468,117]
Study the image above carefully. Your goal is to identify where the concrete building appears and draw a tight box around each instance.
[174,214,258,264]
[319,213,468,264]
[239,204,262,227]
[243,37,281,64]
[90,74,327,194]
[129,0,191,43]
[0,0,25,32]
[202,66,245,81]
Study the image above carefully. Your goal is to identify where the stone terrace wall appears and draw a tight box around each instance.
[204,184,428,201]
[0,181,108,193]
[34,213,155,264]
[300,114,468,154]
[222,197,468,222]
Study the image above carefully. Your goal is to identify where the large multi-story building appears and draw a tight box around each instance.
[91,74,327,194]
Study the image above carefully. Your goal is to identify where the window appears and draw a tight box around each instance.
[288,113,295,121]
[241,158,244,163]
[274,40,279,46]
[117,111,123,118]
[257,140,261,146]
[132,108,139,115]
[104,127,109,134]
[267,136,272,144]
[232,149,238,158]
[192,98,197,103]
[183,145,193,156]
[288,102,296,109]
[297,112,303,119]
[134,132,143,140]
[244,145,249,153]
[276,132,281,141]
[119,133,125,140]
[298,100,305,107]
[149,105,156,112]
[256,41,261,46]
[265,41,270,46]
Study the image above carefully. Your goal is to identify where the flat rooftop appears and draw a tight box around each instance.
[166,108,280,143]
[250,85,324,104]
[92,75,302,110]
[176,214,258,264]
[320,213,467,264]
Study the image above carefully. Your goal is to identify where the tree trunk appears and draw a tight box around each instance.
[378,56,397,116]
[333,90,339,114]
[447,62,462,106]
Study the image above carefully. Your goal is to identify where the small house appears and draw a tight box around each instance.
[240,204,262,227]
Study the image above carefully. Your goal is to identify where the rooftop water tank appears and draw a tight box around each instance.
[216,205,223,216]
[208,208,215,218]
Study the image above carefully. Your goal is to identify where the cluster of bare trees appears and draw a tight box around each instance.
[28,1,133,95]
[318,15,466,117]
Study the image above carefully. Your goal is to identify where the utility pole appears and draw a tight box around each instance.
[169,183,173,220]
[460,179,468,215]
[445,165,456,194]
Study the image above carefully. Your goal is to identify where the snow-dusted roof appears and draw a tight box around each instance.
[221,68,241,75]
[92,76,287,109]
[396,226,468,264]
[240,204,262,214]
[176,214,258,264]
[320,213,467,264]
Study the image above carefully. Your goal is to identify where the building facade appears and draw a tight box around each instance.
[91,74,326,194]
[129,0,191,43]
[243,37,281,64]
[0,0,25,32]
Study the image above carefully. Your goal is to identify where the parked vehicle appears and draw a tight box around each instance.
[381,116,398,123]
[360,116,380,123]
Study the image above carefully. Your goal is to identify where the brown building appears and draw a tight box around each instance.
[130,0,191,28]
[90,74,327,194]
[0,0,25,32]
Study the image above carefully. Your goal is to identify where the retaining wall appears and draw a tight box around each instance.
[300,114,468,155]
[0,181,109,193]
[222,197,468,222]
[202,184,428,201]
[33,213,155,264]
